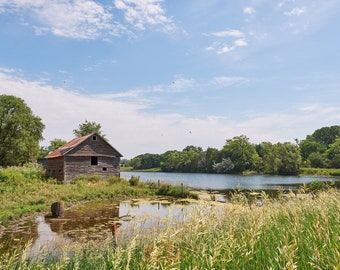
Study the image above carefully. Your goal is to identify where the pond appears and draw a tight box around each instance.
[121,171,339,190]
[0,197,215,258]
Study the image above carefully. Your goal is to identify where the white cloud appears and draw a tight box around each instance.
[284,7,306,16]
[0,0,122,39]
[205,29,248,55]
[243,6,255,15]
[211,29,244,38]
[114,0,175,32]
[0,0,176,39]
[210,76,248,88]
[1,70,339,158]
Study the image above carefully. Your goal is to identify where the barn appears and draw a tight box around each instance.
[45,133,122,182]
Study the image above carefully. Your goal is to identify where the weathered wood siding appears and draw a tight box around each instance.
[64,156,120,183]
[66,135,120,157]
[45,134,121,182]
[45,157,64,182]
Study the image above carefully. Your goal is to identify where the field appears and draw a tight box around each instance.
[0,164,339,269]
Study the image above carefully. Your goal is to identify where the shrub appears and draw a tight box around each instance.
[129,176,140,186]
[71,174,104,183]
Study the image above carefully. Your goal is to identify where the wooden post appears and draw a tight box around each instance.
[51,201,64,218]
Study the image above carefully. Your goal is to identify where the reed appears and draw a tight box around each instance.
[1,189,339,269]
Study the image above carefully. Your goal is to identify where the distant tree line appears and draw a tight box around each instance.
[1,95,339,175]
[124,126,340,175]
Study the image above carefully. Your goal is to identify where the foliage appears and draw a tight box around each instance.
[39,138,67,158]
[299,125,340,169]
[73,120,106,138]
[130,153,162,170]
[221,135,260,173]
[128,176,140,186]
[212,158,234,173]
[299,167,340,177]
[0,95,45,166]
[1,190,339,269]
[125,125,339,175]
[0,165,155,225]
[156,183,194,198]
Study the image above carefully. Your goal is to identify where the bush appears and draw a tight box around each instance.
[71,174,104,183]
[157,183,193,198]
[129,176,140,186]
[107,176,127,185]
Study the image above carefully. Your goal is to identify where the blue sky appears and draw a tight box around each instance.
[1,0,340,158]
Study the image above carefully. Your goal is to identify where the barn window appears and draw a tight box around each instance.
[92,135,97,141]
[91,156,98,165]
[102,167,107,171]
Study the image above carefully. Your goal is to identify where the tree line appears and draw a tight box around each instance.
[124,126,340,175]
[1,95,339,175]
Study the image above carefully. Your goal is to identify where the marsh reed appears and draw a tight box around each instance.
[1,189,339,269]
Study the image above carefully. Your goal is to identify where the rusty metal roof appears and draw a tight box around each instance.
[45,134,93,158]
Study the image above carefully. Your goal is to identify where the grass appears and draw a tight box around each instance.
[1,187,339,269]
[120,167,162,172]
[300,167,340,176]
[0,164,196,225]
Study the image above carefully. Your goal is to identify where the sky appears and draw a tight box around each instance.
[1,0,340,159]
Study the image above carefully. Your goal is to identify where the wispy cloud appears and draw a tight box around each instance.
[0,0,176,39]
[1,70,339,157]
[204,29,248,54]
[114,0,176,32]
[243,6,255,15]
[211,29,244,38]
[284,7,306,17]
[210,76,248,88]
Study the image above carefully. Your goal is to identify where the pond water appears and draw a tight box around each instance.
[0,198,204,258]
[121,171,339,190]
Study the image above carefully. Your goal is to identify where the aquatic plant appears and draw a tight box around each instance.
[1,189,339,269]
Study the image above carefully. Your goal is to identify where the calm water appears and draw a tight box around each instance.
[121,171,339,190]
[0,199,194,258]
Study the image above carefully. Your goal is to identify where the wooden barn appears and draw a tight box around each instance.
[45,133,122,182]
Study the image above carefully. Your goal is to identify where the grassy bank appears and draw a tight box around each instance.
[0,164,192,225]
[299,167,340,176]
[1,189,339,269]
[120,167,162,172]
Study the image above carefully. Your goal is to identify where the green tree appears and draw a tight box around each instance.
[256,142,278,174]
[326,138,340,168]
[311,125,340,146]
[73,120,106,138]
[39,138,67,159]
[0,95,45,166]
[130,153,162,170]
[275,142,301,175]
[221,135,260,173]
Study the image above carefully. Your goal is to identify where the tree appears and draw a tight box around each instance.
[326,138,340,168]
[73,120,106,138]
[213,158,234,173]
[221,135,260,173]
[310,125,340,146]
[275,142,301,175]
[39,138,67,159]
[0,95,45,166]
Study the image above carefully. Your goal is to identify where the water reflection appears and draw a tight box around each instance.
[0,199,194,258]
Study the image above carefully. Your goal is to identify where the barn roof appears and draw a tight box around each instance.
[45,133,122,158]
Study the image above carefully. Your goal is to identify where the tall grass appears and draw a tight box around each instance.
[0,164,154,225]
[1,189,339,269]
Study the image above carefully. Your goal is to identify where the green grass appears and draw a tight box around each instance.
[120,167,162,172]
[300,167,340,176]
[1,188,339,269]
[0,164,196,225]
